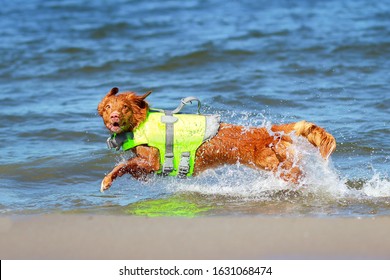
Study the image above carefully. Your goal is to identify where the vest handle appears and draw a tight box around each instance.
[172,97,202,114]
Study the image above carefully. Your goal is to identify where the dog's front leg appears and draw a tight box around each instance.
[100,158,155,192]
[101,162,128,192]
[101,146,160,192]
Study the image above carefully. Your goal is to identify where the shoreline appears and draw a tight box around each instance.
[1,215,390,259]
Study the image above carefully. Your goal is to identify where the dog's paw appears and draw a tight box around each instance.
[100,177,113,192]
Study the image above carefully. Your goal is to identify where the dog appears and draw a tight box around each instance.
[98,87,336,192]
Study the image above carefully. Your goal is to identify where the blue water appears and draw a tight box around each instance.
[0,0,389,216]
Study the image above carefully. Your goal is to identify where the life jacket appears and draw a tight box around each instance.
[106,97,220,177]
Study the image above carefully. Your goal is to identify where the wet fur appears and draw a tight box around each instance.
[98,88,336,192]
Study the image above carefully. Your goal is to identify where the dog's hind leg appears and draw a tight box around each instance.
[276,159,302,184]
[268,140,303,184]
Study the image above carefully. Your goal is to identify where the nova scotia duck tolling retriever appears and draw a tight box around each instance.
[98,87,336,192]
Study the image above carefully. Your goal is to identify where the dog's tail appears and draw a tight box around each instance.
[293,120,336,160]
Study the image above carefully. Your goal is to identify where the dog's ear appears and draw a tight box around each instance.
[107,87,119,97]
[97,87,119,116]
[132,91,152,109]
[141,90,152,100]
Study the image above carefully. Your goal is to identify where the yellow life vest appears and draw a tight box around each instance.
[110,111,215,177]
[107,97,220,177]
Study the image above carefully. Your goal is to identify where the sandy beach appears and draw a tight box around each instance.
[1,215,389,259]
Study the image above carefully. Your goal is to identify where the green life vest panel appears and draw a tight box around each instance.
[119,111,209,177]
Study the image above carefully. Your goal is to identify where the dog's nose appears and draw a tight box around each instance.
[110,111,120,121]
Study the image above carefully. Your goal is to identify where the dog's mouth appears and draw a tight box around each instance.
[109,122,123,133]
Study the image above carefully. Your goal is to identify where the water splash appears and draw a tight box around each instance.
[114,112,390,216]
[360,172,390,198]
[165,137,349,201]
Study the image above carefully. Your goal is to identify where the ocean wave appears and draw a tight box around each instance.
[331,42,390,58]
[88,22,138,39]
[146,47,256,72]
[231,29,291,40]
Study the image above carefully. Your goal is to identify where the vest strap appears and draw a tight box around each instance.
[160,97,201,176]
[161,110,177,175]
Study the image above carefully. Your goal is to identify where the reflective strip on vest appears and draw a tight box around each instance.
[122,112,206,176]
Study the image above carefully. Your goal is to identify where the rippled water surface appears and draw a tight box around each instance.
[1,0,389,216]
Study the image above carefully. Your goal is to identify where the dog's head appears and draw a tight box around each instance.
[98,87,152,133]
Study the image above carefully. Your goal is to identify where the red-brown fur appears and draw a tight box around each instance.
[98,88,336,192]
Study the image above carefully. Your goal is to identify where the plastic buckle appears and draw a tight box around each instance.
[162,153,174,175]
[161,115,178,124]
[106,136,119,150]
[178,152,190,178]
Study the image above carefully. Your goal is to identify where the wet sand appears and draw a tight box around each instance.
[1,215,389,259]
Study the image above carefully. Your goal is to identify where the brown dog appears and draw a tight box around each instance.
[98,87,336,192]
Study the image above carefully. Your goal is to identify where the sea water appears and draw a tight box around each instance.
[0,0,389,216]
